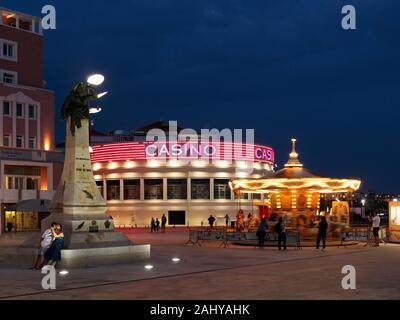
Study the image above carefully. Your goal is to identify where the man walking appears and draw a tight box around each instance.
[372,212,381,247]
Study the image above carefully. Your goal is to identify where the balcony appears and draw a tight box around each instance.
[0,189,55,203]
[0,8,43,35]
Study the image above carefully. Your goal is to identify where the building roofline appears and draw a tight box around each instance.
[0,7,41,20]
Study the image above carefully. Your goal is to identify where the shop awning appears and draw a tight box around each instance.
[6,199,51,212]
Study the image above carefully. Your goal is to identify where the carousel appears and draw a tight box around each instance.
[230,139,361,231]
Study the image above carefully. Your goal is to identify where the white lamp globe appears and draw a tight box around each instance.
[87,74,105,86]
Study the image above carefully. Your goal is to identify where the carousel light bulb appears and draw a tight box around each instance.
[87,74,105,86]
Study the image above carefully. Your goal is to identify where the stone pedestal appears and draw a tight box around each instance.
[41,117,150,266]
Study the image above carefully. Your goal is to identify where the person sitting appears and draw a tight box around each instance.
[32,222,57,270]
[44,224,65,267]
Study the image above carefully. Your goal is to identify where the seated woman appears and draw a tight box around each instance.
[44,224,65,267]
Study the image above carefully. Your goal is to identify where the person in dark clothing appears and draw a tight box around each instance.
[257,218,268,248]
[155,218,160,232]
[275,217,287,250]
[208,215,216,229]
[161,214,167,233]
[150,217,156,233]
[316,216,329,250]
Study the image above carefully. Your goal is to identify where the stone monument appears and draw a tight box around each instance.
[42,75,150,267]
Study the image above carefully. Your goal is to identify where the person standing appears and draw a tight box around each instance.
[32,222,57,269]
[208,215,216,229]
[257,218,268,248]
[275,217,287,250]
[161,214,167,233]
[155,218,160,233]
[150,218,155,233]
[224,214,230,228]
[372,212,381,247]
[316,216,328,251]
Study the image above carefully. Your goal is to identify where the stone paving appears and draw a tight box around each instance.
[0,228,399,300]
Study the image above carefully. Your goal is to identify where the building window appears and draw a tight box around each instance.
[106,180,120,200]
[235,192,248,200]
[16,135,23,148]
[16,103,24,117]
[3,101,11,115]
[95,180,103,196]
[28,137,36,149]
[2,13,17,27]
[1,70,17,84]
[5,176,13,190]
[3,134,10,147]
[123,179,140,200]
[214,179,231,200]
[14,177,23,189]
[28,104,36,119]
[144,179,163,200]
[26,177,39,190]
[167,179,187,200]
[191,179,210,200]
[251,193,262,200]
[1,40,17,61]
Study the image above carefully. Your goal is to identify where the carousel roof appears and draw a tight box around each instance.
[230,138,361,193]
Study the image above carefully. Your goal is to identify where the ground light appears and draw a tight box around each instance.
[144,264,154,270]
[87,74,105,86]
[58,270,69,276]
[97,91,108,98]
[171,257,181,262]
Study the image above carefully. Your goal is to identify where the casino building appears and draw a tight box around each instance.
[89,121,275,227]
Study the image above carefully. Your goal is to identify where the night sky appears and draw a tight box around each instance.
[3,0,399,193]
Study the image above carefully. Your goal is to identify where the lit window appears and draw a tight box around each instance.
[214,179,232,200]
[16,103,23,117]
[16,135,23,148]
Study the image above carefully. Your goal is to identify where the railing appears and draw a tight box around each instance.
[186,227,301,249]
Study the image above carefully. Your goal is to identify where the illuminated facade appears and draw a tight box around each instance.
[0,8,63,234]
[90,138,275,227]
[230,139,361,228]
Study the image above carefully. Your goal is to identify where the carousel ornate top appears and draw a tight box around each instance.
[230,138,361,194]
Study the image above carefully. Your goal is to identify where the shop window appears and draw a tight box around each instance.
[123,179,140,200]
[191,179,210,200]
[144,179,163,200]
[214,179,231,200]
[167,179,187,200]
[106,180,120,200]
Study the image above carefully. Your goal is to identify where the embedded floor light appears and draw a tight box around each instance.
[87,74,105,86]
[58,270,69,276]
[172,257,181,262]
[144,264,154,270]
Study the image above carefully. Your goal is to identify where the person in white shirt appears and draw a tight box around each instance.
[372,212,381,247]
[32,222,57,269]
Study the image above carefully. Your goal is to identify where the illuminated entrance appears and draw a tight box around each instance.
[2,199,50,232]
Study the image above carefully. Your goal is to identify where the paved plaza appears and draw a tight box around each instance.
[0,228,399,300]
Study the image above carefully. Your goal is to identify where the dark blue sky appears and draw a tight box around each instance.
[3,0,400,193]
